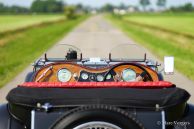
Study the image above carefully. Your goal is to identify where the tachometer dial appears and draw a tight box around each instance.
[81,73,89,80]
[122,69,136,82]
[57,69,72,82]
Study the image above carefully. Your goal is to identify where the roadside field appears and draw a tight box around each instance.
[0,16,87,88]
[123,13,194,37]
[0,15,64,32]
[107,14,194,81]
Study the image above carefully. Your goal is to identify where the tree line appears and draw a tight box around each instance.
[139,0,194,12]
[0,0,64,14]
[140,0,166,11]
[0,3,30,13]
[102,0,194,12]
[30,0,64,13]
[0,0,194,14]
[101,0,167,12]
[169,3,194,12]
[0,0,90,14]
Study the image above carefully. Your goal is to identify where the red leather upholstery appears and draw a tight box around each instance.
[19,81,174,88]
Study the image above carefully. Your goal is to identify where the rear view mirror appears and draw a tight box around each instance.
[164,56,174,75]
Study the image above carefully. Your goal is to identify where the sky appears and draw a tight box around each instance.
[0,0,194,8]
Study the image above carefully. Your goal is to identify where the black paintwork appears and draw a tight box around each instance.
[0,104,24,129]
[0,55,192,129]
[25,72,34,82]
[173,104,194,129]
[0,103,194,129]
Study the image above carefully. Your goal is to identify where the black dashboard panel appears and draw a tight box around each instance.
[78,70,114,82]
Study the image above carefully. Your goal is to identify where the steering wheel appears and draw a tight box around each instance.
[104,63,153,82]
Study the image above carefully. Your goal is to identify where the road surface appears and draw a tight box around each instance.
[0,15,194,104]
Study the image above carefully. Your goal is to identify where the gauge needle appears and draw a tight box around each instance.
[36,66,53,82]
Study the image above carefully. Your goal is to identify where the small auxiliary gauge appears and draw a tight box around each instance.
[97,75,104,82]
[106,74,112,80]
[81,73,89,80]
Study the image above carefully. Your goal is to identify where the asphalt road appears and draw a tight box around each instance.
[0,15,194,104]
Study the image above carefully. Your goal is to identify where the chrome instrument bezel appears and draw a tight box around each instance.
[57,68,72,82]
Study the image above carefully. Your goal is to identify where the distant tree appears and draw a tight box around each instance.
[0,3,4,8]
[139,0,150,11]
[102,4,114,12]
[31,0,44,12]
[157,0,166,9]
[75,3,90,14]
[0,3,5,12]
[64,6,76,19]
[181,3,193,11]
[31,0,64,13]
[76,3,83,10]
[0,2,30,14]
[169,3,193,12]
[9,5,30,13]
[47,0,63,12]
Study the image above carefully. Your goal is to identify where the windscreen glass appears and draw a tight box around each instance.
[110,44,147,60]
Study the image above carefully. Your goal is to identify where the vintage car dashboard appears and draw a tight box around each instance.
[33,63,159,82]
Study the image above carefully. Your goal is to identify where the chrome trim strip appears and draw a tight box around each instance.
[31,110,35,129]
[161,111,166,129]
[73,121,122,129]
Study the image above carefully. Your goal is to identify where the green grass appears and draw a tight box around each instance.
[107,14,194,81]
[0,15,64,32]
[0,16,87,88]
[123,13,194,36]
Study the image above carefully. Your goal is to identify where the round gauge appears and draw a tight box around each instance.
[97,75,104,82]
[57,68,72,82]
[81,73,89,80]
[106,74,112,80]
[89,75,96,81]
[122,69,136,82]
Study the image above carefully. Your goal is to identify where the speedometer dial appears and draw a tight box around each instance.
[58,68,72,82]
[122,69,136,82]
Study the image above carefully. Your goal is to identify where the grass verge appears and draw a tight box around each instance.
[0,15,64,33]
[0,16,88,88]
[107,14,194,81]
[123,13,194,37]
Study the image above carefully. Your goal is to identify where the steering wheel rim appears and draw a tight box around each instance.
[104,63,153,82]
